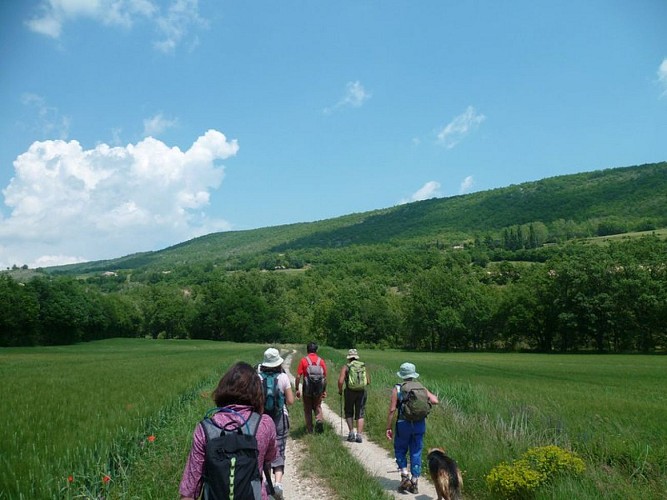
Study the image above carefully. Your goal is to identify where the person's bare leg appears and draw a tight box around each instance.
[274,467,284,484]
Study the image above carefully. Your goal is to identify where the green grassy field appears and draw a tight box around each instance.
[0,339,264,499]
[350,350,667,499]
[585,227,667,244]
[2,341,665,499]
[108,345,390,500]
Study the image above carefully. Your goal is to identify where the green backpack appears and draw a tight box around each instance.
[399,380,431,421]
[346,360,367,391]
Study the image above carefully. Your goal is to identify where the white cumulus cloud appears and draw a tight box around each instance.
[0,130,238,269]
[20,93,70,139]
[324,81,372,114]
[25,0,204,53]
[153,0,206,53]
[437,106,486,148]
[658,58,667,97]
[459,175,474,194]
[399,181,441,204]
[143,113,178,137]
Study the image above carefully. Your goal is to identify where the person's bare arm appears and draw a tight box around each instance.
[337,365,347,394]
[385,386,398,440]
[294,375,301,399]
[284,385,295,405]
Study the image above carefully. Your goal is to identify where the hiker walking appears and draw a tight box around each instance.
[385,362,439,495]
[179,362,278,500]
[294,342,327,433]
[337,348,370,443]
[259,348,294,500]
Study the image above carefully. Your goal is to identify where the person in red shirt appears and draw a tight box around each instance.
[294,342,327,433]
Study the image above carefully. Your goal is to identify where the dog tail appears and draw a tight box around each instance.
[434,468,451,499]
[446,460,463,500]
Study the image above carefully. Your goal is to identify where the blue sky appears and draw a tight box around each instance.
[1,1,666,269]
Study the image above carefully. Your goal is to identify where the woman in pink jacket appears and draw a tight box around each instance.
[179,362,278,500]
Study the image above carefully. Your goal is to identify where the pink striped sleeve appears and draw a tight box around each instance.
[178,423,206,498]
[257,413,278,465]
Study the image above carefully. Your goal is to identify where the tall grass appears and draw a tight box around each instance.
[107,377,216,499]
[112,345,389,500]
[335,351,667,499]
[0,339,263,499]
[5,342,665,499]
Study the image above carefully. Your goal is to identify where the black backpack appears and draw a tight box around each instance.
[200,408,263,500]
[302,356,325,397]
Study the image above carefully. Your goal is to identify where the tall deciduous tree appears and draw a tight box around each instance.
[0,276,39,346]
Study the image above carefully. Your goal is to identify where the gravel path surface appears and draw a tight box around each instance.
[278,352,438,499]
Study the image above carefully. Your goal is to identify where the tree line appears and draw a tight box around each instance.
[2,235,665,353]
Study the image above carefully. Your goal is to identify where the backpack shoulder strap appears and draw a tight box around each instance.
[397,382,412,403]
[202,407,258,437]
[306,356,313,367]
[200,418,221,442]
[395,384,405,416]
[244,412,262,437]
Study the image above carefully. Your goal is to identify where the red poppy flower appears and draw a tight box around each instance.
[67,475,74,483]
[103,475,111,484]
[147,435,156,442]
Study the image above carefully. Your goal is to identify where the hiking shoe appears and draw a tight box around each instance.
[408,480,418,494]
[315,420,324,433]
[355,433,363,443]
[273,482,283,500]
[397,475,411,494]
[347,431,356,442]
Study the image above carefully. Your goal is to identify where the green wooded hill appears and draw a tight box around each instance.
[4,161,666,353]
[49,161,666,274]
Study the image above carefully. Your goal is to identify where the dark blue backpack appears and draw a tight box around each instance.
[260,372,286,418]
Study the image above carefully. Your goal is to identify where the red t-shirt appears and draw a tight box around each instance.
[297,352,327,377]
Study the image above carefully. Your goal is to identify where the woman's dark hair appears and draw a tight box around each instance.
[259,364,285,374]
[307,342,318,353]
[212,361,264,413]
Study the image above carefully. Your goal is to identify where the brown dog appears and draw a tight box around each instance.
[427,447,463,500]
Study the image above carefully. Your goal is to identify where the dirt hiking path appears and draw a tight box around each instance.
[281,352,439,500]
